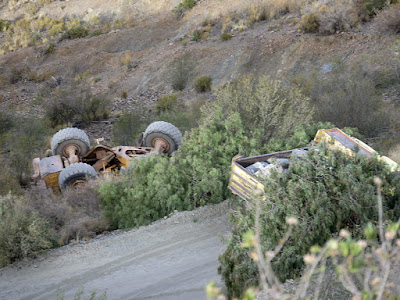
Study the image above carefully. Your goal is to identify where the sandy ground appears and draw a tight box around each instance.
[0,200,233,300]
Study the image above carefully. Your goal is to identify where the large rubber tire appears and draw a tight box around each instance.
[59,162,97,191]
[51,128,90,157]
[143,121,182,155]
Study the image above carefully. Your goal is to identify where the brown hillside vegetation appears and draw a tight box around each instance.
[0,0,399,135]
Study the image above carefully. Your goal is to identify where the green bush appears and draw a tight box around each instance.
[218,147,400,298]
[155,94,178,112]
[65,25,89,39]
[0,194,53,267]
[220,33,232,41]
[172,0,196,19]
[100,112,259,228]
[194,76,212,93]
[44,43,55,54]
[191,30,202,41]
[0,19,8,31]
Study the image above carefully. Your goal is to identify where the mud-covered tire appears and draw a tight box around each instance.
[143,121,182,155]
[51,128,90,157]
[59,162,97,191]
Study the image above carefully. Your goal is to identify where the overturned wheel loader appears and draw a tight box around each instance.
[33,121,182,192]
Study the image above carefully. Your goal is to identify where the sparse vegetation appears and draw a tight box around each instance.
[0,116,50,188]
[170,53,194,91]
[364,0,398,15]
[172,0,197,19]
[203,75,313,143]
[375,3,400,33]
[291,54,400,150]
[46,88,110,127]
[120,52,133,68]
[64,25,89,39]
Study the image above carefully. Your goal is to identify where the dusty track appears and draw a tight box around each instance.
[0,201,232,300]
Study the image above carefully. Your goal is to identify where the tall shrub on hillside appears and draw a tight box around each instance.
[100,112,260,229]
[203,76,313,143]
[99,76,315,229]
[218,147,400,298]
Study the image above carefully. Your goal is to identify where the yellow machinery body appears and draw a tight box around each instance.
[228,128,399,202]
[314,128,398,172]
[228,149,306,202]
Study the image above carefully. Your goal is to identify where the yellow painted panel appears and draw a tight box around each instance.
[229,161,265,201]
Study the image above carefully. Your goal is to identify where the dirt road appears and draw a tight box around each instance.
[0,201,232,300]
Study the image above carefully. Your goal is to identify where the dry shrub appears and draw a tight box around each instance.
[46,87,110,127]
[120,52,133,67]
[299,12,320,32]
[247,0,302,24]
[222,12,247,33]
[388,144,400,163]
[267,0,303,17]
[248,4,269,24]
[28,184,109,246]
[170,53,194,91]
[0,194,53,267]
[375,3,400,33]
[301,0,368,34]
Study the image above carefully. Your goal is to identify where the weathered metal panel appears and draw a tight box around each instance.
[314,128,375,157]
[39,155,63,189]
[39,155,63,178]
[228,149,307,202]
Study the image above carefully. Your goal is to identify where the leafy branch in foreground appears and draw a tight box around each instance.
[208,177,400,300]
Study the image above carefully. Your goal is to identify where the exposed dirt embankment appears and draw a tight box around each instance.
[1,18,396,116]
[0,0,398,121]
[0,200,233,300]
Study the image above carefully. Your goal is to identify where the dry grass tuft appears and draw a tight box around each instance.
[29,183,109,246]
[374,3,400,33]
[388,144,400,163]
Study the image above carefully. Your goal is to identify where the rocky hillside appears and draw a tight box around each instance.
[0,0,399,148]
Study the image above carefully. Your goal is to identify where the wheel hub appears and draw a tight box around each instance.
[71,179,86,189]
[152,138,170,153]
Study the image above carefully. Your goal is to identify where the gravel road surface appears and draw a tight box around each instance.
[0,201,233,300]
